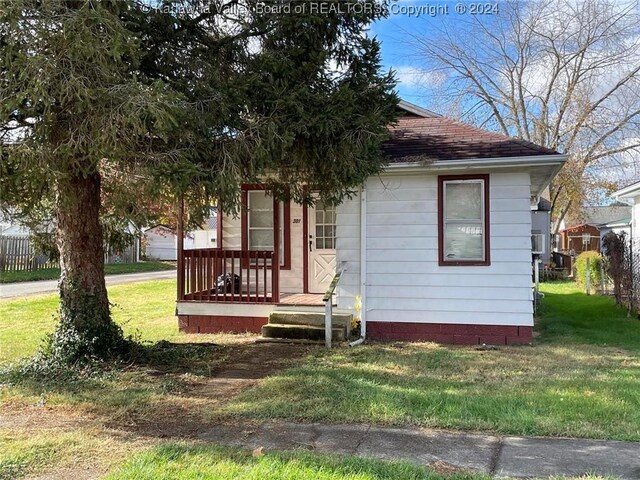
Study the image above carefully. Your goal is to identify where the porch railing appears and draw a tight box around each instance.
[179,248,279,303]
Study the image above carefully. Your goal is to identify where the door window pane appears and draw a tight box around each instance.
[314,200,336,250]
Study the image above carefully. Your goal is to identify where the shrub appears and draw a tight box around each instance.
[574,251,604,287]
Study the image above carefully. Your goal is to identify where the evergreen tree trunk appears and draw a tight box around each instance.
[52,171,126,361]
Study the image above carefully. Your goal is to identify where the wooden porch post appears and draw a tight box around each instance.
[272,196,280,303]
[177,195,185,301]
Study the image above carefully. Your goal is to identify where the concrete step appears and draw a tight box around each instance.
[269,311,352,328]
[261,323,346,342]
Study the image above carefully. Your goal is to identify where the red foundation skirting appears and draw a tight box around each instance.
[178,315,268,334]
[367,322,533,345]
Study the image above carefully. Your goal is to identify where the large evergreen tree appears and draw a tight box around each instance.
[0,0,397,363]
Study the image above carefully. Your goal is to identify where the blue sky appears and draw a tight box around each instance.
[371,10,431,105]
[369,1,502,107]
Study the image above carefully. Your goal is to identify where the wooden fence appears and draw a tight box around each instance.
[0,236,58,272]
[0,236,138,272]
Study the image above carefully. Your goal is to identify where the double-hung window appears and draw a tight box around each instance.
[243,188,290,269]
[438,175,490,266]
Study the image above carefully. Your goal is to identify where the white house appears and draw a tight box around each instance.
[613,181,640,243]
[144,225,181,261]
[175,101,567,345]
[144,213,218,261]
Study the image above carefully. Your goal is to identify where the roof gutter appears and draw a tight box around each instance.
[384,154,568,172]
[613,182,640,199]
[385,154,567,199]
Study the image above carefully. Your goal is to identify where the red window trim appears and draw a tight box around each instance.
[437,174,491,266]
[241,184,291,270]
[302,201,309,293]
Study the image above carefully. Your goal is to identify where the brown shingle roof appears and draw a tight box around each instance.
[383,113,559,163]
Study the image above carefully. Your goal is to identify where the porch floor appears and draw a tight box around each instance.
[278,293,335,307]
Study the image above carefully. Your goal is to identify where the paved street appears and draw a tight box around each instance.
[0,270,175,299]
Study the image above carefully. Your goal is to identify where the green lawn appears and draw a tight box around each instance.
[105,444,488,480]
[2,280,639,441]
[536,281,640,350]
[1,279,638,479]
[220,281,640,441]
[0,279,181,362]
[0,261,175,283]
[0,278,235,479]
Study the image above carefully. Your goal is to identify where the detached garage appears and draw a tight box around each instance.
[144,225,178,261]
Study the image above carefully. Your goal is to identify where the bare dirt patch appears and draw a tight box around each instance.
[0,404,93,431]
[114,340,318,439]
[1,337,318,480]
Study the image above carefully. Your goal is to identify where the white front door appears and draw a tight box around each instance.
[308,198,337,293]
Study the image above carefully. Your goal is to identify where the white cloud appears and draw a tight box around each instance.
[393,65,445,90]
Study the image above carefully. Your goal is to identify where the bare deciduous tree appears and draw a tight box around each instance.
[407,0,640,232]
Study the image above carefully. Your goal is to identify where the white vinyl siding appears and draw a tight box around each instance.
[633,200,640,243]
[335,193,361,311]
[336,171,533,327]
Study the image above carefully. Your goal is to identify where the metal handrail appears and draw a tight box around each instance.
[324,262,347,348]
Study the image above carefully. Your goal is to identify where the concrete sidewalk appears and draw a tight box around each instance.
[200,421,640,479]
[0,270,175,299]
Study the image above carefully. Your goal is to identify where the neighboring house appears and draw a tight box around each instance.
[1,216,139,266]
[144,226,200,261]
[0,223,30,237]
[0,213,52,238]
[176,100,567,345]
[584,205,632,242]
[144,212,218,261]
[531,198,551,264]
[598,217,632,241]
[192,213,219,249]
[613,181,640,243]
[144,225,181,261]
[582,205,632,230]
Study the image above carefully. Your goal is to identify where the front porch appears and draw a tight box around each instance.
[175,186,341,337]
[176,247,339,335]
[177,247,333,306]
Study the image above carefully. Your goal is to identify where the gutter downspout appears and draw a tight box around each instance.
[349,183,367,347]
